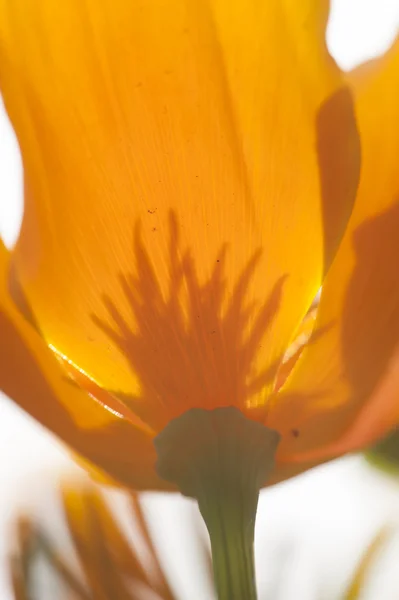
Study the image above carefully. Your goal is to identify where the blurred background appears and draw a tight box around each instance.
[1,1,399,598]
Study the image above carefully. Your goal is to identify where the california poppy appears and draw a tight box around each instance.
[8,477,393,600]
[9,480,180,600]
[1,1,399,597]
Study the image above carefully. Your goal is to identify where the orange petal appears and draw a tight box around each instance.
[269,39,399,464]
[61,485,133,599]
[0,240,163,490]
[274,305,318,393]
[0,0,359,421]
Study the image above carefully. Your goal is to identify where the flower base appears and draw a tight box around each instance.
[154,406,280,600]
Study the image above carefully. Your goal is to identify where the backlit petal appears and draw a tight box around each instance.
[269,40,399,464]
[0,240,161,490]
[0,0,359,423]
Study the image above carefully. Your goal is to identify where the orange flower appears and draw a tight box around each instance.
[7,478,393,600]
[9,481,181,600]
[0,0,398,491]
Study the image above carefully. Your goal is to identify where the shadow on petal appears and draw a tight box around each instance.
[274,199,399,465]
[92,211,287,430]
[317,86,360,272]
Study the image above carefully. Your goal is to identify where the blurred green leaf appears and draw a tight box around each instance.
[367,426,399,475]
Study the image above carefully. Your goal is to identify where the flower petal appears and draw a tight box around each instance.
[0,0,359,418]
[0,240,162,489]
[269,40,399,464]
[274,304,318,392]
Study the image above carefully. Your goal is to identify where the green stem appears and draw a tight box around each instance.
[199,483,257,599]
[154,407,280,600]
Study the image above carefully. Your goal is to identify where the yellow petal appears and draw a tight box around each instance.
[274,305,318,392]
[10,481,179,600]
[61,485,133,599]
[344,528,390,600]
[9,513,90,600]
[0,240,162,490]
[0,0,359,422]
[269,39,399,464]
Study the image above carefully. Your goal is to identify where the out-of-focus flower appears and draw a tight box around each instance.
[0,0,397,492]
[342,528,391,600]
[9,482,182,600]
[7,480,394,600]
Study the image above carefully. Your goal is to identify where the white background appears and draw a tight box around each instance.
[1,1,399,598]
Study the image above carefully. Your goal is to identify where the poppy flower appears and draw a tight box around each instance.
[8,476,393,600]
[9,480,181,600]
[1,4,399,588]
